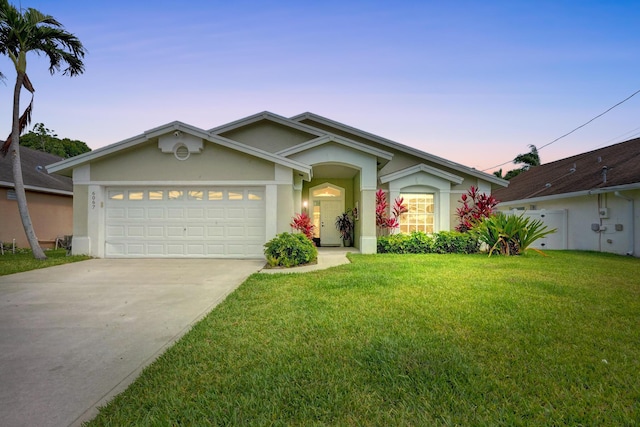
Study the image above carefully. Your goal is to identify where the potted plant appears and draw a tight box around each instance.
[335,210,355,247]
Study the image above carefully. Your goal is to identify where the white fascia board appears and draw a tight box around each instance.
[379,164,464,185]
[208,111,326,137]
[497,182,640,207]
[0,181,73,196]
[276,134,393,162]
[292,112,507,187]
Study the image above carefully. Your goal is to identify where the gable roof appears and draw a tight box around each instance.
[379,163,464,185]
[0,146,72,195]
[493,137,640,203]
[276,134,393,166]
[47,121,313,180]
[209,111,325,138]
[291,112,508,187]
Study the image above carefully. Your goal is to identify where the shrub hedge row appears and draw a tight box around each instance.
[377,231,479,254]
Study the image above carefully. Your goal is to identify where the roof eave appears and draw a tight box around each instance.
[497,182,640,206]
[291,112,507,187]
[0,181,73,196]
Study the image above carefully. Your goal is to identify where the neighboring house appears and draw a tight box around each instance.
[0,146,73,248]
[47,111,506,258]
[493,138,640,257]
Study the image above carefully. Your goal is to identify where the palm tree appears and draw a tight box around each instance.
[0,1,85,259]
[513,144,540,170]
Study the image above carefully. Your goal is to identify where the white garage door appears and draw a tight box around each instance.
[105,187,265,258]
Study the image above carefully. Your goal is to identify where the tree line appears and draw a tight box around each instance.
[19,122,91,158]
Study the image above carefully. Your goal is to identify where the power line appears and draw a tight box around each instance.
[481,89,640,172]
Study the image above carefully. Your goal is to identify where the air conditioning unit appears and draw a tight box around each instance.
[599,208,609,219]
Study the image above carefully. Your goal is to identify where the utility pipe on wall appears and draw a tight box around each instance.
[614,191,635,256]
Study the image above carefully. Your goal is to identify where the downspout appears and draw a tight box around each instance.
[614,191,635,256]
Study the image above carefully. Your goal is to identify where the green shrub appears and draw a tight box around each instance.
[377,231,477,254]
[264,232,318,268]
[404,231,434,253]
[377,232,432,253]
[432,231,479,254]
[474,212,556,256]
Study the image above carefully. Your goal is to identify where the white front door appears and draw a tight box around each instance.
[319,200,343,246]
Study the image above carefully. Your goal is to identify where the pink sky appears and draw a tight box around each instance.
[1,0,639,174]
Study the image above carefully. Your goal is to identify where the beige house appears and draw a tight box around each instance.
[1,146,73,248]
[48,111,506,258]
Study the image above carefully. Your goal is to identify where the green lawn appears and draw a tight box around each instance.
[0,248,90,276]
[87,251,640,426]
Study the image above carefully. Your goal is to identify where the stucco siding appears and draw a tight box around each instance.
[0,188,72,248]
[73,185,89,237]
[276,184,294,234]
[220,121,317,153]
[90,140,275,182]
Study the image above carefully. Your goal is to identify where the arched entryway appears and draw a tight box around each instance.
[308,183,344,246]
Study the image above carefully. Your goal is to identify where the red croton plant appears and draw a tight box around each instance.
[455,186,499,232]
[290,212,315,242]
[376,189,408,234]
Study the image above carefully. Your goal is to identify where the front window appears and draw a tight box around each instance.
[400,193,434,234]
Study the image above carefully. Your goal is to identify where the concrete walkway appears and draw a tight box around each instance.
[0,258,263,427]
[259,246,357,274]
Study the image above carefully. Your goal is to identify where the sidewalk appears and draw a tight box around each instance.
[259,247,357,274]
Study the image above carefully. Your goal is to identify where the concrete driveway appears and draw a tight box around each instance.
[0,258,264,427]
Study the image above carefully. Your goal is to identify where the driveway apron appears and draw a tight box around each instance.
[0,258,264,427]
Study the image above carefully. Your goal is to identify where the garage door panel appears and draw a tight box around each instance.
[106,242,125,255]
[207,226,224,237]
[187,244,205,255]
[227,244,245,255]
[148,208,164,219]
[127,244,145,255]
[246,208,263,219]
[147,244,165,255]
[207,208,224,219]
[107,208,125,219]
[148,226,164,237]
[226,226,245,237]
[187,226,205,237]
[106,186,265,258]
[168,208,184,219]
[187,208,205,218]
[127,208,145,219]
[207,244,225,255]
[167,226,184,237]
[127,226,145,237]
[106,225,125,237]
[167,244,184,255]
[226,208,245,219]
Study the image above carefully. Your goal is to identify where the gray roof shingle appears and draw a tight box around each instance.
[0,146,73,193]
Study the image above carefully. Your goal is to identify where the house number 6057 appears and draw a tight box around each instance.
[91,192,96,210]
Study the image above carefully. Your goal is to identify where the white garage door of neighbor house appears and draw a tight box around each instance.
[105,187,265,258]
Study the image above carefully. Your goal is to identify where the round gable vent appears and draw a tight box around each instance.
[174,144,190,161]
